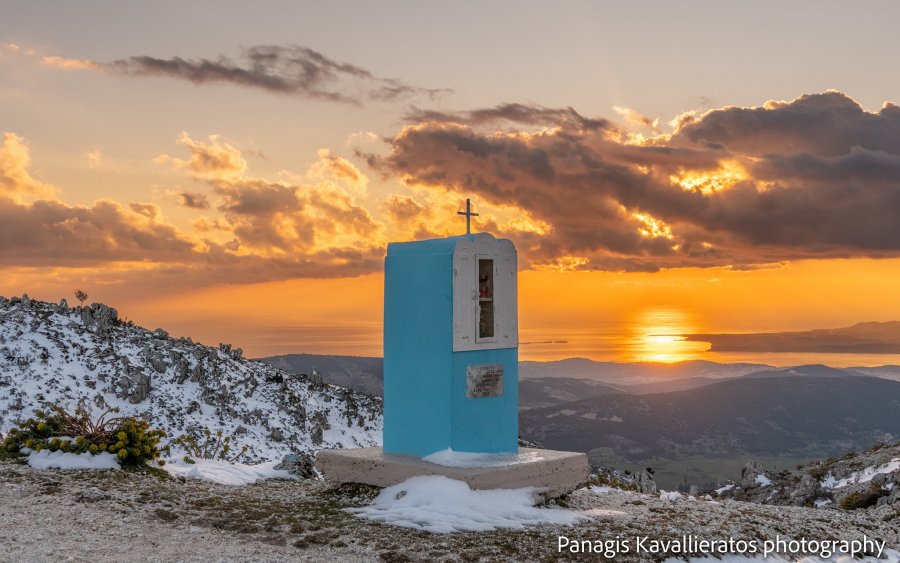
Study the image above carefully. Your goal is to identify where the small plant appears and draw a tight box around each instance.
[74,289,89,307]
[2,405,168,466]
[172,428,248,464]
[839,483,887,510]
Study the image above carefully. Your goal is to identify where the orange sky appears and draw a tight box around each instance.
[4,5,900,367]
[6,257,894,365]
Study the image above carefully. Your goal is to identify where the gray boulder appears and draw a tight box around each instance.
[275,453,316,479]
[635,469,658,494]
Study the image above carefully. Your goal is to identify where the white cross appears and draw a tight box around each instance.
[457,198,480,234]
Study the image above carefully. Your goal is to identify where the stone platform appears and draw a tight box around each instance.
[316,447,589,499]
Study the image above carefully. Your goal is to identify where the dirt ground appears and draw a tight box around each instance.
[1,458,898,562]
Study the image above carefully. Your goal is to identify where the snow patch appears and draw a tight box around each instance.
[589,485,616,494]
[659,490,682,502]
[821,458,900,489]
[162,459,295,486]
[715,484,735,495]
[755,474,772,487]
[815,499,832,508]
[26,449,120,471]
[348,475,587,533]
[423,448,544,468]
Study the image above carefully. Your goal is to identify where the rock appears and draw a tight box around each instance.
[635,469,658,494]
[310,425,324,446]
[118,367,151,404]
[76,487,111,503]
[270,428,284,442]
[58,298,68,310]
[190,363,205,384]
[740,460,766,489]
[310,369,324,389]
[789,473,822,506]
[81,303,119,337]
[174,358,190,384]
[152,328,169,340]
[274,453,316,479]
[145,350,168,373]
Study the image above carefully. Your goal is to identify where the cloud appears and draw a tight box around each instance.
[85,149,102,169]
[155,132,247,182]
[0,197,196,267]
[41,55,99,71]
[176,191,211,209]
[612,106,660,132]
[374,91,900,271]
[672,91,900,156]
[405,103,609,131]
[0,132,56,201]
[107,45,446,105]
[0,131,385,284]
[159,132,384,262]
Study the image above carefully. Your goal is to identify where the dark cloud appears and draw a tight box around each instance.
[405,103,609,131]
[377,91,900,271]
[673,91,900,157]
[177,191,210,209]
[108,45,446,105]
[0,197,195,266]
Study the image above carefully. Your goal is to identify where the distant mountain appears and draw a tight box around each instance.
[520,375,900,460]
[619,376,720,394]
[0,295,382,463]
[519,358,773,385]
[686,321,900,353]
[259,353,384,396]
[851,365,900,382]
[518,377,625,411]
[739,364,861,379]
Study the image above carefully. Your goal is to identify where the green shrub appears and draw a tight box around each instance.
[172,428,248,464]
[839,483,887,510]
[1,405,168,466]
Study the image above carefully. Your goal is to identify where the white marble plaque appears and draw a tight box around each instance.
[466,363,504,398]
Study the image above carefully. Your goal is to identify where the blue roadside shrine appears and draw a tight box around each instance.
[384,199,519,456]
[317,199,588,498]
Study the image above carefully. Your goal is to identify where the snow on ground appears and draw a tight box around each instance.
[25,449,120,470]
[161,459,295,486]
[589,485,617,494]
[755,474,773,487]
[660,490,683,502]
[423,448,545,468]
[349,475,588,533]
[0,297,383,465]
[821,458,900,489]
[716,484,735,495]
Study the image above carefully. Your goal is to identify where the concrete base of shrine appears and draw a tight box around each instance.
[316,447,589,500]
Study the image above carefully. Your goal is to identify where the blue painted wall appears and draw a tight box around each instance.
[383,235,518,457]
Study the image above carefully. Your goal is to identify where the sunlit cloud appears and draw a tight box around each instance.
[41,55,99,71]
[85,148,102,169]
[613,105,660,133]
[0,132,56,202]
[374,91,900,272]
[155,132,247,182]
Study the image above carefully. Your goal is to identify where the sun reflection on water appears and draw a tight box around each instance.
[624,309,708,363]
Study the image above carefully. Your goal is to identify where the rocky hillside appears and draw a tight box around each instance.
[520,374,900,459]
[717,442,900,510]
[0,295,382,463]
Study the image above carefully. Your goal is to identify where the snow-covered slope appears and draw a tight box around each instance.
[0,294,382,463]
